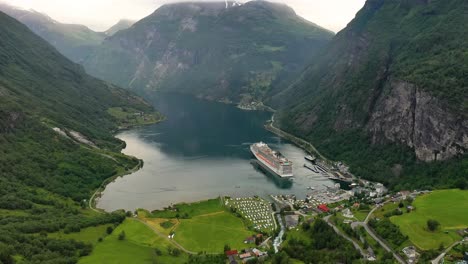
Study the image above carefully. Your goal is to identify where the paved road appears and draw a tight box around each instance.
[324,215,367,258]
[268,114,328,161]
[354,222,406,264]
[353,203,406,264]
[89,160,142,213]
[432,240,462,264]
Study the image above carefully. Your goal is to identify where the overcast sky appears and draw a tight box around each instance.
[3,0,366,32]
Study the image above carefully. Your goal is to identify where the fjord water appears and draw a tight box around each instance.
[98,93,334,211]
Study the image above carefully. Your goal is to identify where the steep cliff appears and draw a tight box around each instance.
[83,1,333,102]
[272,0,467,189]
[276,0,467,162]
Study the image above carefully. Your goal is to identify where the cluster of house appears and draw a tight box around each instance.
[225,247,268,264]
[349,181,387,199]
[226,197,275,231]
[402,246,419,264]
[390,190,430,203]
[272,186,351,214]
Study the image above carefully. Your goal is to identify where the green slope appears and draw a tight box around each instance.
[0,11,158,263]
[274,0,468,190]
[83,1,333,103]
[0,2,105,62]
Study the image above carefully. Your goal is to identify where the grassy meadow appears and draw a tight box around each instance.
[78,219,188,264]
[174,211,253,253]
[140,198,256,253]
[390,189,468,250]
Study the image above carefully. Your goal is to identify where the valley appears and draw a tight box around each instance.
[0,0,466,263]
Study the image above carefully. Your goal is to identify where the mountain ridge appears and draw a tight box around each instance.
[83,1,334,103]
[0,2,105,62]
[105,19,135,36]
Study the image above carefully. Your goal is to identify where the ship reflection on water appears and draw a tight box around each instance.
[250,160,293,189]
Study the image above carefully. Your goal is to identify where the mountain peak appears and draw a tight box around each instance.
[83,0,333,105]
[104,19,135,36]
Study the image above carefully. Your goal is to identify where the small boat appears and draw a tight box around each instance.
[304,155,316,162]
[307,186,315,190]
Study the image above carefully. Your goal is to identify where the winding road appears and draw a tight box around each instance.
[431,240,463,264]
[351,204,407,264]
[324,215,367,258]
[89,159,142,213]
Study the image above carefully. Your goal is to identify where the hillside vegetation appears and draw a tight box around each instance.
[274,0,468,190]
[83,1,333,103]
[0,11,158,263]
[0,2,106,62]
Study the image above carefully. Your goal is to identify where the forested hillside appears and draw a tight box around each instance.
[0,11,157,262]
[273,0,468,190]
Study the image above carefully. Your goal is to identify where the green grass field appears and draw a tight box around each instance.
[79,219,187,264]
[174,211,254,253]
[390,189,468,250]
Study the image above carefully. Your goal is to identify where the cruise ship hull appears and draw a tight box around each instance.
[250,145,293,178]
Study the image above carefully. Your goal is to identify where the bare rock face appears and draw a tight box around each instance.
[368,80,468,161]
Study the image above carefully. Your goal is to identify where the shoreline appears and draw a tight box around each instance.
[89,114,165,213]
[89,158,143,213]
[266,111,332,163]
[91,98,336,213]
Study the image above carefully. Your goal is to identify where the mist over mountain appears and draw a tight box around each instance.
[105,19,136,36]
[83,1,334,103]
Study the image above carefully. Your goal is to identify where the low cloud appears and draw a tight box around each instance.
[3,0,365,32]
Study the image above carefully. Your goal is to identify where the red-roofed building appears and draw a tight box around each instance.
[318,204,329,213]
[225,250,238,256]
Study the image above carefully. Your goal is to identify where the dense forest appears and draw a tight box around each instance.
[280,219,361,263]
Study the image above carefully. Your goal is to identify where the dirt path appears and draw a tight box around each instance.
[133,218,199,255]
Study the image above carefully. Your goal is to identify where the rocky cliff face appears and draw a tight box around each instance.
[83,1,334,103]
[368,80,468,161]
[277,0,467,162]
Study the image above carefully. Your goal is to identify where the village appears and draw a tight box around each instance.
[221,181,468,264]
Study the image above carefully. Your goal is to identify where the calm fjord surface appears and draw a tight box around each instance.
[98,93,333,211]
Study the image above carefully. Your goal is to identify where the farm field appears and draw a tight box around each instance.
[79,219,188,264]
[174,211,253,253]
[139,198,256,253]
[390,189,468,250]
